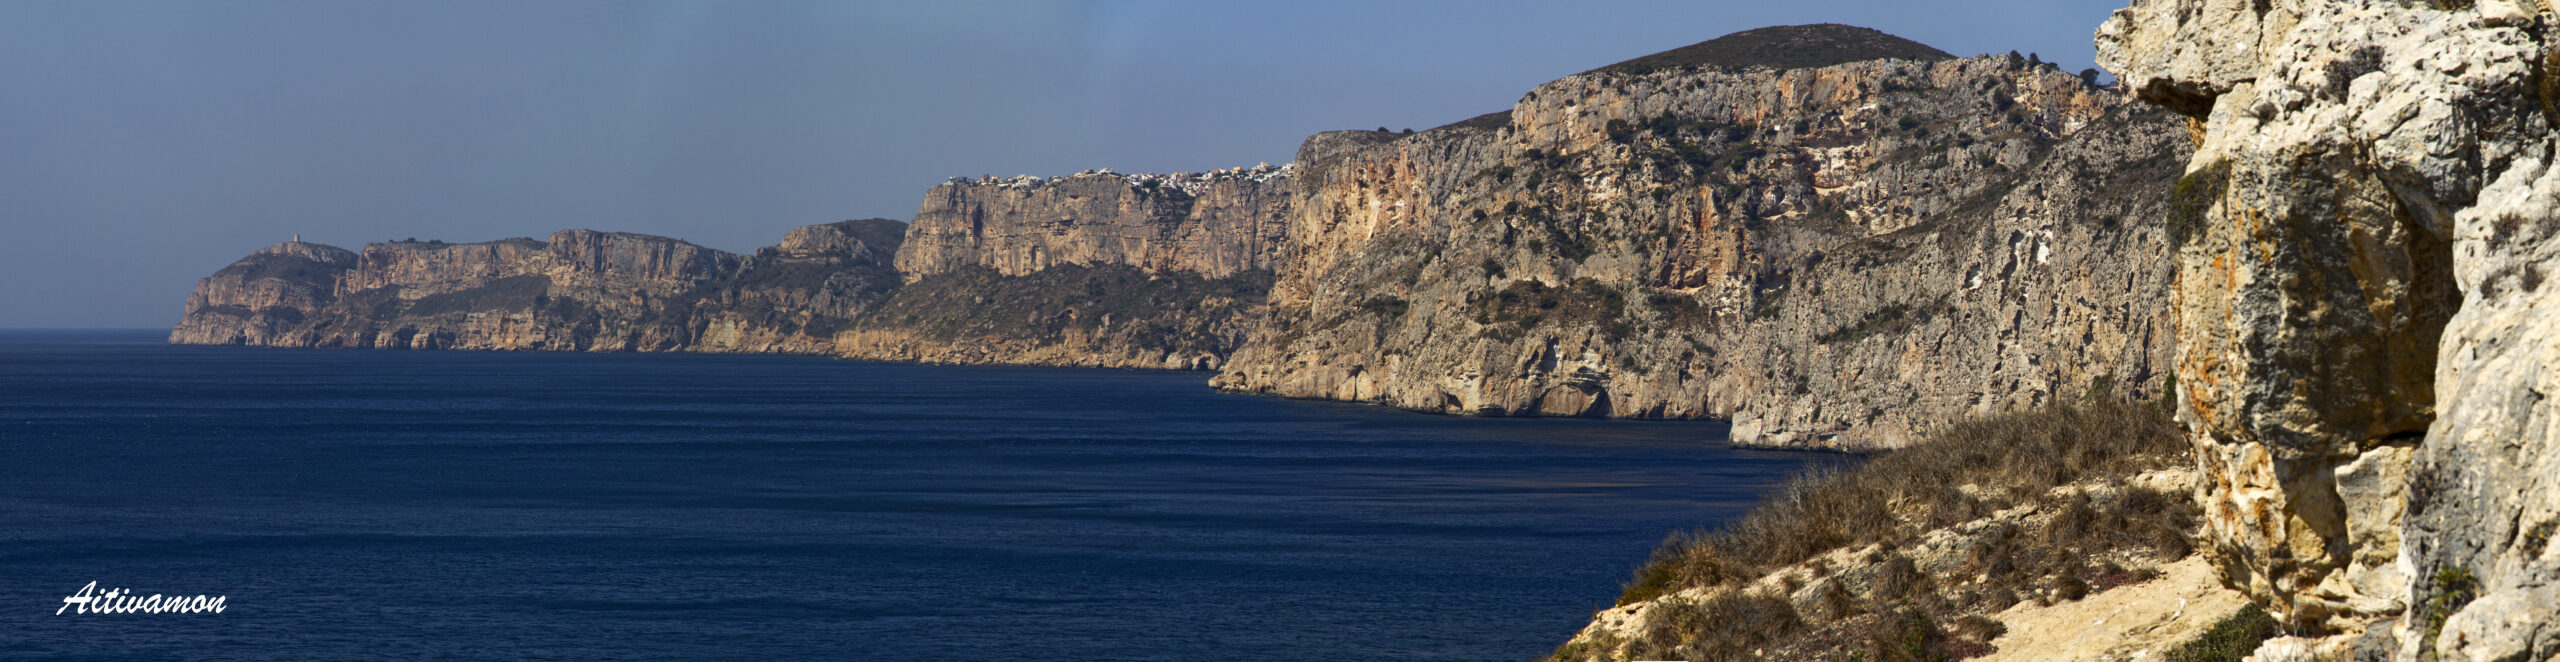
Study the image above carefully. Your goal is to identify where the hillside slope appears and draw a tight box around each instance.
[1214,49,2190,450]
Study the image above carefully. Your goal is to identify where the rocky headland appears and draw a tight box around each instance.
[173,15,2560,658]
[178,25,2192,452]
[1212,28,2191,450]
[1551,5,2560,661]
[174,222,897,353]
[174,166,1293,370]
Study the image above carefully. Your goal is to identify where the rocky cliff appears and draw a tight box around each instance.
[834,264,1272,370]
[179,25,2187,446]
[894,165,1295,279]
[174,165,1286,368]
[2100,0,2559,658]
[832,165,1293,368]
[1213,26,2191,450]
[171,241,362,346]
[170,221,903,353]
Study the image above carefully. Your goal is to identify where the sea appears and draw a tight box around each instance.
[0,330,1829,660]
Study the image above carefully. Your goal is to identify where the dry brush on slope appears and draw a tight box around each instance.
[1555,396,2206,661]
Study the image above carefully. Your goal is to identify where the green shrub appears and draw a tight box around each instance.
[1358,296,1410,318]
[1469,278,1626,333]
[2169,161,2231,247]
[1607,118,1638,144]
[2165,604,2281,662]
[1873,609,1947,662]
[1816,303,1913,344]
[2421,566,2481,655]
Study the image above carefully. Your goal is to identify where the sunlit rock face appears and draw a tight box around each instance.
[171,173,1288,368]
[1215,42,2189,451]
[2102,0,2560,654]
[893,166,1296,281]
[170,221,906,355]
[170,241,359,346]
[848,166,1293,370]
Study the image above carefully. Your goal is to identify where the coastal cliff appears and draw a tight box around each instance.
[174,167,1288,369]
[164,13,2560,661]
[839,167,1293,369]
[895,166,1294,279]
[1214,26,2191,450]
[171,221,900,353]
[174,25,2191,445]
[1557,7,2560,662]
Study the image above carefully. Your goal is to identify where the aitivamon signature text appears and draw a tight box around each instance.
[56,581,226,615]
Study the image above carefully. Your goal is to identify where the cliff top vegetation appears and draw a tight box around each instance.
[1590,23,1954,75]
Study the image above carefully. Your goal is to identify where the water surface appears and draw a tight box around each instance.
[0,330,1824,660]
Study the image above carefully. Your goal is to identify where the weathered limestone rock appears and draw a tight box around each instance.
[1216,40,2187,450]
[170,221,905,354]
[842,165,1291,368]
[894,165,1294,280]
[175,152,1297,368]
[836,264,1271,371]
[173,193,1278,369]
[168,241,357,346]
[2402,147,2560,662]
[2102,0,2560,652]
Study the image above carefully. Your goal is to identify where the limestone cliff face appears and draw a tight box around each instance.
[834,265,1272,370]
[169,220,906,354]
[1213,51,2189,450]
[826,165,1291,369]
[174,189,1276,369]
[2102,0,2560,656]
[688,219,908,353]
[168,242,358,346]
[893,166,1294,280]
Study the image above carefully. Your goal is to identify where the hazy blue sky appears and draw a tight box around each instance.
[0,0,2134,328]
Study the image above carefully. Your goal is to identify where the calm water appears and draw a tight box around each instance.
[0,330,1825,660]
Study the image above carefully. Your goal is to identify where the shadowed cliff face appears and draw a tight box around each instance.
[1213,53,2190,450]
[2104,0,2560,656]
[894,166,1295,280]
[833,165,1293,368]
[170,242,359,345]
[171,176,1285,369]
[170,220,906,354]
[837,265,1272,370]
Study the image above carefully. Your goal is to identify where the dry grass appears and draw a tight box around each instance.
[1578,396,2198,662]
[1620,396,2186,606]
[1629,591,1806,662]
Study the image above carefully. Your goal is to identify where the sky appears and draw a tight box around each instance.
[0,0,2138,329]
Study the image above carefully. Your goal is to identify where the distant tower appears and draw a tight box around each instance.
[293,233,301,243]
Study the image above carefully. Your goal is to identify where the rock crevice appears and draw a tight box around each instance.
[2101,0,2560,656]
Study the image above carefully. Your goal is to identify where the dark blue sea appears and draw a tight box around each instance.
[0,330,1826,660]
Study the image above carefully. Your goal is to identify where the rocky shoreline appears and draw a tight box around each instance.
[172,14,2560,658]
[176,25,2189,452]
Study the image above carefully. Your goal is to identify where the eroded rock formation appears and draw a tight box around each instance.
[171,241,359,346]
[171,222,895,353]
[895,166,1294,279]
[173,166,1286,369]
[176,25,2195,450]
[2101,0,2559,656]
[1215,30,2190,450]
